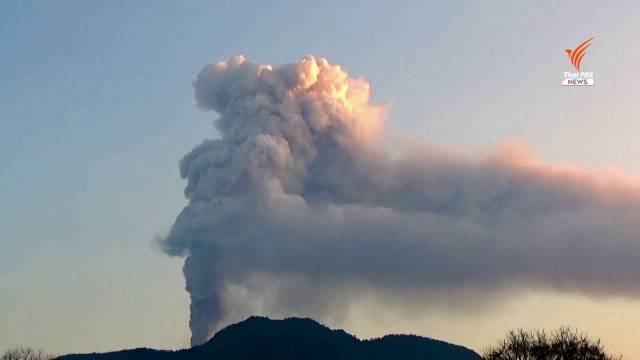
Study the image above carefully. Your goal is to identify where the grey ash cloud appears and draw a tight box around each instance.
[161,55,640,345]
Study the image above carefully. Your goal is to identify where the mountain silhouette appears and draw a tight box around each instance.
[56,316,482,360]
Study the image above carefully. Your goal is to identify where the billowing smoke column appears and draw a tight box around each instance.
[162,55,640,345]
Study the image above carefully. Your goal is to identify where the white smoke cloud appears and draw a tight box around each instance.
[162,55,640,345]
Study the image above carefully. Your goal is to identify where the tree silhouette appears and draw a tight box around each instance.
[1,347,54,360]
[483,327,621,360]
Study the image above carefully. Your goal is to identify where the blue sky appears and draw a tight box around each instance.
[2,0,640,357]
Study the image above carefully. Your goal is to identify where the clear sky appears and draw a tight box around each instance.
[1,0,640,357]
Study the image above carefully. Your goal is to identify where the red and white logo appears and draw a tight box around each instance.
[562,37,594,86]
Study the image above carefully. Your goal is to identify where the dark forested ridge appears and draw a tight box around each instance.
[56,316,481,360]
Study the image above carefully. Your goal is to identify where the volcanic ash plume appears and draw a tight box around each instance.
[162,55,640,345]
